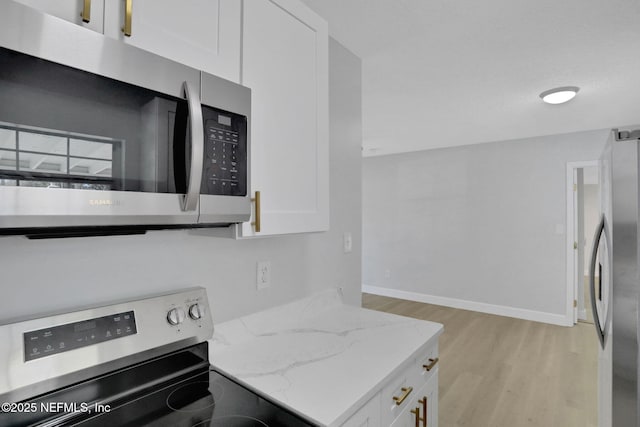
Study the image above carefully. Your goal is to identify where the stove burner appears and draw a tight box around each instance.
[166,380,224,412]
[194,415,269,427]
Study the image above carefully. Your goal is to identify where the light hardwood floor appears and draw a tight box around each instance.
[362,293,598,427]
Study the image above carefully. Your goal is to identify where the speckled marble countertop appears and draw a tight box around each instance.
[209,289,443,426]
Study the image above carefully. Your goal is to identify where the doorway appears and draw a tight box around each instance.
[566,161,600,325]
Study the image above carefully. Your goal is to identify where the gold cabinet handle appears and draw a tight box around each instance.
[392,386,413,406]
[419,397,428,427]
[251,191,261,232]
[410,407,421,427]
[423,357,439,372]
[81,0,91,23]
[122,0,133,37]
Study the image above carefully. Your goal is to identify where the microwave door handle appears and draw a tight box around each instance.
[589,215,606,349]
[181,81,204,212]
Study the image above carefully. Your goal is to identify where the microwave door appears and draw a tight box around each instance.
[0,46,200,230]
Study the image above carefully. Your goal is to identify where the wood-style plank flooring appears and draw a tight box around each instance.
[362,293,598,427]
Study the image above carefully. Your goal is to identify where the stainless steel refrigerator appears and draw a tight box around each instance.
[589,129,640,427]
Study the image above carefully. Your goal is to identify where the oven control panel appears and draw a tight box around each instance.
[1,287,213,401]
[23,311,137,362]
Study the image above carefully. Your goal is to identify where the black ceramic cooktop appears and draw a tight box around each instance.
[73,369,315,427]
[0,343,316,427]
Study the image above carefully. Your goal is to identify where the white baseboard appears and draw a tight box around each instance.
[362,285,571,326]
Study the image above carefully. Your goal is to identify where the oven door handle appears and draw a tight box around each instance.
[589,215,606,349]
[181,81,204,212]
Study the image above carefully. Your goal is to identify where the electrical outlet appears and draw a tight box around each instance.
[343,232,353,253]
[256,261,271,290]
[384,269,391,279]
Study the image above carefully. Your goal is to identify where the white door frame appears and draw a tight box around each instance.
[565,160,598,326]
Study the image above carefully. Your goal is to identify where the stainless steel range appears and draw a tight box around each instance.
[0,288,315,426]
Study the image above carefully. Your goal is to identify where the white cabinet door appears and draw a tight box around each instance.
[12,0,104,33]
[103,0,241,83]
[237,0,329,237]
[391,374,438,427]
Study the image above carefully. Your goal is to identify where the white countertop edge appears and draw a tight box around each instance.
[210,324,443,426]
[326,330,443,427]
[209,289,444,426]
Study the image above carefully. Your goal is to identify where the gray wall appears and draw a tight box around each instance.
[362,129,608,322]
[0,39,362,324]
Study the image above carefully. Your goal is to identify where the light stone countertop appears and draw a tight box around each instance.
[209,289,443,426]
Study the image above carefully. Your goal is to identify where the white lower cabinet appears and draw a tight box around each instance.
[341,344,439,427]
[391,373,438,427]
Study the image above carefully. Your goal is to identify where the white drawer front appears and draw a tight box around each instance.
[382,343,439,426]
[390,373,438,427]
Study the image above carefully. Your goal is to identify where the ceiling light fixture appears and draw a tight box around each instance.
[539,86,580,104]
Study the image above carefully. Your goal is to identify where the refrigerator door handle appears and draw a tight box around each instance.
[589,215,606,349]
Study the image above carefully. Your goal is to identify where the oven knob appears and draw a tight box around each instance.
[167,308,186,326]
[188,303,203,320]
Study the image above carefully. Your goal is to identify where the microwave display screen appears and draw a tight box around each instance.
[218,115,232,126]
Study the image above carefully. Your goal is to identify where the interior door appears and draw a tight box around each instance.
[573,169,586,324]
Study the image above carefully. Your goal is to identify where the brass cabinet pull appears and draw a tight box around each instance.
[122,0,133,36]
[410,407,421,427]
[423,357,439,372]
[251,191,261,232]
[81,0,91,23]
[419,397,428,426]
[392,386,413,405]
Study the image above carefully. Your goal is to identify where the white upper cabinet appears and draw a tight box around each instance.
[12,0,241,83]
[237,0,329,237]
[12,0,105,33]
[103,0,241,83]
[11,0,329,237]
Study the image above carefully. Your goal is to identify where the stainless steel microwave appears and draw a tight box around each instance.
[0,2,250,236]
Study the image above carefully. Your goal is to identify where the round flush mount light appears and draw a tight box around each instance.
[539,86,580,104]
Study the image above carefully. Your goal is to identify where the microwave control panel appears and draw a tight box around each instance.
[202,110,247,196]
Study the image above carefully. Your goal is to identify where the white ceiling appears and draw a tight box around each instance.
[300,0,640,157]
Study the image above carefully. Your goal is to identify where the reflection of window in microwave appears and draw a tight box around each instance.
[0,123,121,187]
[11,180,112,191]
[0,149,16,170]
